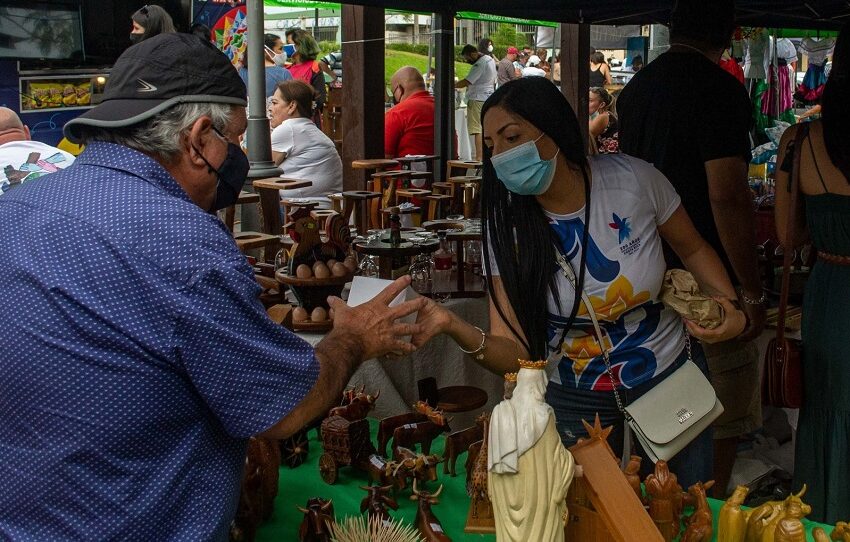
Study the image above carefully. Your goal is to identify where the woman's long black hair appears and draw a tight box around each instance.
[480,77,591,361]
[822,24,850,182]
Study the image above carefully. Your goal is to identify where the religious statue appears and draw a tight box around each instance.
[487,360,575,542]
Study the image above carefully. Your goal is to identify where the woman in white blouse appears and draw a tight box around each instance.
[269,79,342,207]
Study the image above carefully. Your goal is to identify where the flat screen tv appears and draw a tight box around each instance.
[0,1,85,61]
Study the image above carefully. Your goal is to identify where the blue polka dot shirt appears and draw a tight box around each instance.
[0,141,319,541]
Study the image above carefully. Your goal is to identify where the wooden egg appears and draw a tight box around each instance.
[292,307,309,322]
[313,261,331,279]
[295,264,312,279]
[311,306,327,322]
[327,259,338,269]
[331,262,348,277]
[343,256,357,272]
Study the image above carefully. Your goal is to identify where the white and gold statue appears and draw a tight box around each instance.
[488,360,575,542]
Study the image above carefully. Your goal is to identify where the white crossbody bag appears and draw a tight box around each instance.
[553,249,724,463]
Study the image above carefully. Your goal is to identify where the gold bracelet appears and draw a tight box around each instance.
[459,326,486,361]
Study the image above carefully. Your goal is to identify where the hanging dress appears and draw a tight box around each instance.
[795,37,836,104]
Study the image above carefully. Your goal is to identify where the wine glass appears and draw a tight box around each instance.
[408,236,431,294]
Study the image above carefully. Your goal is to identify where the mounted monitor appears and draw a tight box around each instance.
[0,0,85,61]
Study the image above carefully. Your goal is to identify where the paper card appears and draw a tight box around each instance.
[347,277,419,340]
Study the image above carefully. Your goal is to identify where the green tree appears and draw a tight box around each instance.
[490,23,519,49]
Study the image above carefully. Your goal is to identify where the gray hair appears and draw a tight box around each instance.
[75,102,234,163]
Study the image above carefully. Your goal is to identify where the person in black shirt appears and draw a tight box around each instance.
[618,0,765,499]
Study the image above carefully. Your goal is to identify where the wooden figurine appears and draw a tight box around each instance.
[681,480,715,542]
[411,481,452,542]
[813,527,831,542]
[378,412,427,457]
[392,421,446,456]
[487,362,575,542]
[645,460,684,542]
[467,411,491,519]
[390,447,441,489]
[297,498,335,542]
[319,411,376,485]
[774,501,807,542]
[465,439,482,489]
[718,485,751,542]
[831,522,850,541]
[359,484,398,524]
[744,485,811,542]
[378,400,452,456]
[443,424,484,476]
[230,437,282,541]
[566,414,663,542]
[623,455,645,504]
[328,389,379,421]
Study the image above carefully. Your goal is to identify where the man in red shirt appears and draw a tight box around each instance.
[385,67,435,159]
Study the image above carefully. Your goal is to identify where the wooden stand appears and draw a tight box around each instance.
[464,498,496,534]
[251,177,313,235]
[353,232,438,280]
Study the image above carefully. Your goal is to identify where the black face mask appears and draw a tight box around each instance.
[129,33,143,45]
[194,128,250,212]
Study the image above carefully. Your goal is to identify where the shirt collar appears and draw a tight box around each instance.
[74,141,194,204]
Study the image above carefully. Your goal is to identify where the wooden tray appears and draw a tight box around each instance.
[292,319,334,332]
[275,269,353,287]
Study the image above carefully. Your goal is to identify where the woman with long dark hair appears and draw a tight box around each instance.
[774,25,850,524]
[129,4,175,45]
[413,77,745,486]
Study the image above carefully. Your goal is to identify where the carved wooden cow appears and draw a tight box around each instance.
[443,425,483,476]
[359,484,399,524]
[392,446,441,488]
[328,389,379,421]
[392,421,446,456]
[297,498,335,542]
[412,481,452,542]
[378,412,426,457]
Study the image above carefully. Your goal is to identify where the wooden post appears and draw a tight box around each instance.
[559,23,591,148]
[341,5,385,192]
[432,10,455,182]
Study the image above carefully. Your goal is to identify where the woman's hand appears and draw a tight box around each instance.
[410,297,454,348]
[684,297,747,344]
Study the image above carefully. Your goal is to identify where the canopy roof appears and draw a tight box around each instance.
[331,0,849,30]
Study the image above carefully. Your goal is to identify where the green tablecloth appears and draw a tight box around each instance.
[256,419,832,541]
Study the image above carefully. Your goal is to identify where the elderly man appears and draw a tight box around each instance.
[0,107,75,195]
[385,66,434,159]
[0,33,424,540]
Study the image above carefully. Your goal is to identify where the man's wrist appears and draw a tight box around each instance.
[316,327,365,372]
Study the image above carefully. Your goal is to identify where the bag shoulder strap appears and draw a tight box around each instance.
[777,123,808,343]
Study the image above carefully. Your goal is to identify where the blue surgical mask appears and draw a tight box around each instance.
[284,44,296,57]
[489,133,560,196]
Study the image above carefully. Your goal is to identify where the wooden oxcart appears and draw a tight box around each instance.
[318,415,376,484]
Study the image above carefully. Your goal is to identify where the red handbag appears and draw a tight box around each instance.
[762,125,806,409]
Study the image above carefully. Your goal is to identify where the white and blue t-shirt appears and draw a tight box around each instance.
[492,154,685,391]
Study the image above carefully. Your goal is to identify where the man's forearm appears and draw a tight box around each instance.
[259,329,362,439]
[711,189,762,294]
